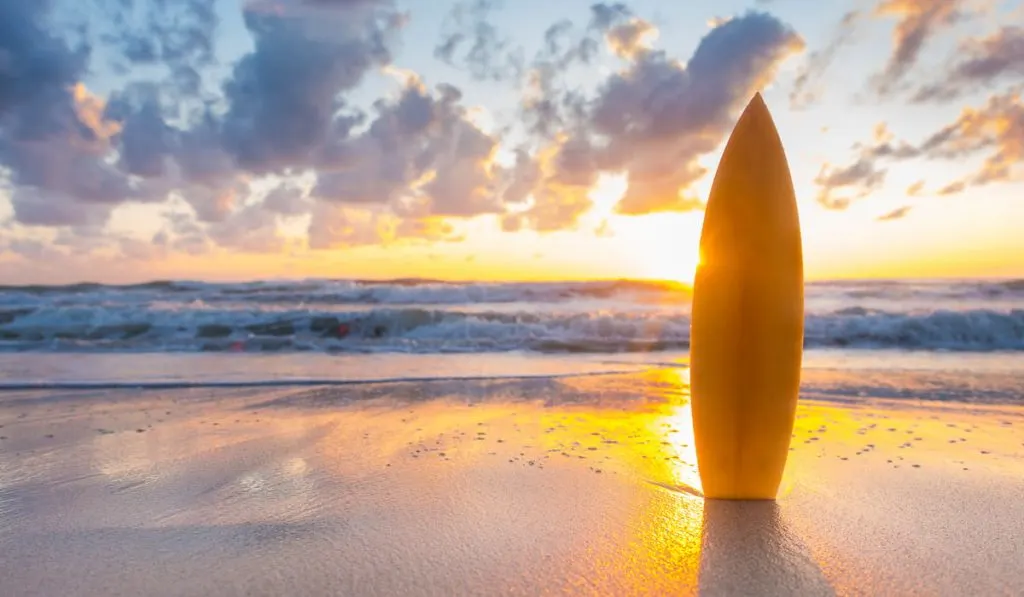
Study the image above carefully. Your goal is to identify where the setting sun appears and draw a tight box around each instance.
[619,212,705,285]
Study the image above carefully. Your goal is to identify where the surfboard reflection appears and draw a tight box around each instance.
[697,500,834,596]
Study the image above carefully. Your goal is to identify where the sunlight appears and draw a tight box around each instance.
[648,367,704,494]
[617,212,704,284]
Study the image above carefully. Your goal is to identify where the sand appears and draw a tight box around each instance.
[1,369,1022,596]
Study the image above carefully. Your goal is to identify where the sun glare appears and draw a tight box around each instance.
[619,212,704,284]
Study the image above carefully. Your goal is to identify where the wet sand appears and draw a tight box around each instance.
[1,370,1022,596]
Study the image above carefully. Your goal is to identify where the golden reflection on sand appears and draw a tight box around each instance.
[651,367,704,495]
[60,374,841,593]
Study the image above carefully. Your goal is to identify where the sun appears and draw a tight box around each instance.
[618,212,704,285]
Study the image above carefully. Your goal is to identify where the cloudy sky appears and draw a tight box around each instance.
[1,0,1022,284]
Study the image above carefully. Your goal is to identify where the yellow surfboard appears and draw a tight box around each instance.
[690,93,804,500]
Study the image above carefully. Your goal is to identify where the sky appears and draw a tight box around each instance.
[1,0,1022,285]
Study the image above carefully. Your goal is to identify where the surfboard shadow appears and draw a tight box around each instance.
[697,500,834,596]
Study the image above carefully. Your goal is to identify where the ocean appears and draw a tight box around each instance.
[0,278,1021,402]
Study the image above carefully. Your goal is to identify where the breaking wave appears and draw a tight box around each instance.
[0,303,1021,353]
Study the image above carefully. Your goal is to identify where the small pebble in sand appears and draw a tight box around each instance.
[136,429,145,433]
[912,464,921,468]
[45,434,54,439]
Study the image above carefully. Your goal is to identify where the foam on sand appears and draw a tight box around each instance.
[0,369,1022,595]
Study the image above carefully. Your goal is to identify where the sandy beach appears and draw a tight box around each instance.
[1,367,1022,596]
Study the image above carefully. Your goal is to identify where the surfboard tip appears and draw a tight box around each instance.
[748,91,767,111]
[735,91,779,137]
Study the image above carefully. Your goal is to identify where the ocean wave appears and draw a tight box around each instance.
[0,305,1021,353]
[0,278,694,308]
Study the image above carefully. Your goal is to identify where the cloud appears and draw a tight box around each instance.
[206,201,288,253]
[263,183,312,216]
[876,205,912,220]
[103,83,174,178]
[524,11,805,221]
[98,0,218,70]
[605,17,658,59]
[938,180,967,195]
[872,0,966,95]
[790,10,863,109]
[1,0,428,257]
[220,0,403,173]
[814,158,888,209]
[0,1,815,271]
[9,187,115,228]
[306,203,457,250]
[913,25,1024,102]
[503,139,596,232]
[313,78,503,220]
[817,88,1024,204]
[919,88,1024,185]
[434,0,523,82]
[0,2,126,226]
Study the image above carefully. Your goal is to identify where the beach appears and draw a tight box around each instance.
[1,353,1023,596]
[1,279,1022,595]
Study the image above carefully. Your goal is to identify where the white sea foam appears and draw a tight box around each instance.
[0,279,1021,353]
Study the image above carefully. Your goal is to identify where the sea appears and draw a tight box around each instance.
[0,278,1021,404]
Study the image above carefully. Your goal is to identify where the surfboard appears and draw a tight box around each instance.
[690,92,804,500]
